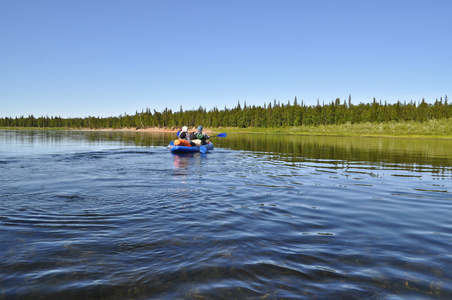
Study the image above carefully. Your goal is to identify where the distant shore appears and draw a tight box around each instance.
[2,118,452,139]
[81,127,217,134]
[0,126,216,134]
[83,127,179,132]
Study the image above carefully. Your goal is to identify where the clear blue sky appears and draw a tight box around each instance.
[1,0,451,118]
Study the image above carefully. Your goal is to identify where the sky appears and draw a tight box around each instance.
[1,0,451,118]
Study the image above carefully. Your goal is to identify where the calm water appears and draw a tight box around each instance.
[1,130,451,299]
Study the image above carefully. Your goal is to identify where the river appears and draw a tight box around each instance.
[1,130,451,299]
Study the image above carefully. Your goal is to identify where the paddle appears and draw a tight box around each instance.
[209,133,227,138]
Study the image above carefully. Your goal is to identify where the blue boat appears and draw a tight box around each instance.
[167,141,214,153]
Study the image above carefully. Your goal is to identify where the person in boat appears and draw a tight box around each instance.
[174,126,192,147]
[190,125,210,145]
[179,126,189,139]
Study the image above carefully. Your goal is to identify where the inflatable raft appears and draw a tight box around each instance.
[167,141,214,153]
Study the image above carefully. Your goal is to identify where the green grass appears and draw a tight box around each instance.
[212,119,452,139]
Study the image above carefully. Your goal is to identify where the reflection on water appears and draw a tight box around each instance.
[3,130,451,171]
[0,130,172,151]
[172,153,207,178]
[214,134,452,175]
[1,130,452,299]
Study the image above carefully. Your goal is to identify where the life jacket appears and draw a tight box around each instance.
[190,132,204,140]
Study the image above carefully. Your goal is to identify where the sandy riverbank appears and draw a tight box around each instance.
[79,127,216,134]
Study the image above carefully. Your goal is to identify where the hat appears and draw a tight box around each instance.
[197,125,203,131]
[182,126,188,132]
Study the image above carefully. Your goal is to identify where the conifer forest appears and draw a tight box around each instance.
[1,96,450,130]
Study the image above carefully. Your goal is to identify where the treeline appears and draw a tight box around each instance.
[1,96,450,129]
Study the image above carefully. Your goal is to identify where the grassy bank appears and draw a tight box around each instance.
[212,119,452,139]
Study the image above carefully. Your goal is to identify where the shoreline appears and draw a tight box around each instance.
[82,127,179,132]
[0,126,216,134]
[80,127,217,134]
[2,120,452,140]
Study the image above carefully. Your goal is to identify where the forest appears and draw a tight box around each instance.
[1,96,450,130]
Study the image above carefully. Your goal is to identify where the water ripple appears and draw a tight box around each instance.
[2,132,452,299]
